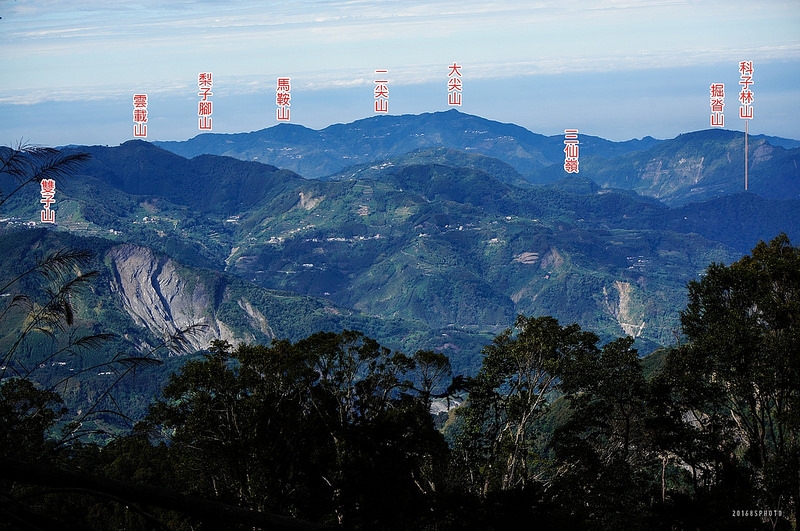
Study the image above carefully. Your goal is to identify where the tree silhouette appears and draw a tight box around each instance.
[657,233,799,529]
[0,142,90,210]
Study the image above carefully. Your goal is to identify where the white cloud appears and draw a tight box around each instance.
[1,0,798,140]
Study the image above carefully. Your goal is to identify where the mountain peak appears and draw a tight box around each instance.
[147,111,800,204]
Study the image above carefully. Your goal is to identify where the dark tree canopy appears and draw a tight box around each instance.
[1,229,797,530]
[658,233,799,528]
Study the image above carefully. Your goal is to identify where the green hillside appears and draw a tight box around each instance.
[0,229,491,428]
[2,134,798,530]
[8,140,795,357]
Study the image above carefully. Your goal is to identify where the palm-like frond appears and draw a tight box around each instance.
[0,294,33,322]
[163,322,209,355]
[2,269,99,375]
[36,250,94,283]
[68,332,117,353]
[0,249,94,294]
[29,270,99,334]
[32,150,92,183]
[0,142,90,208]
[49,322,207,448]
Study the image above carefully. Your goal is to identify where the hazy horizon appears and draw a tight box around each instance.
[2,0,799,146]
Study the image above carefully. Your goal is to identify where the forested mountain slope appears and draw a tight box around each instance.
[5,139,798,363]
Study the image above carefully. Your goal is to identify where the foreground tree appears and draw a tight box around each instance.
[656,234,799,529]
[0,146,223,529]
[454,315,599,496]
[552,336,659,529]
[143,332,450,529]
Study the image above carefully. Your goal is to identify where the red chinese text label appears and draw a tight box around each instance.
[739,61,753,120]
[198,72,213,130]
[564,129,579,174]
[133,93,148,138]
[710,83,724,127]
[448,63,462,106]
[40,178,56,224]
[374,70,388,113]
[277,77,291,122]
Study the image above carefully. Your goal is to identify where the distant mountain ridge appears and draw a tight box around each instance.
[154,109,662,179]
[565,129,800,205]
[153,110,800,206]
[2,138,798,374]
[4,112,799,376]
[4,117,798,442]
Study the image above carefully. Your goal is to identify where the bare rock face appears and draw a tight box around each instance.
[107,244,246,352]
[602,280,646,338]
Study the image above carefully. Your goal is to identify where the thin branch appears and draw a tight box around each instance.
[52,323,207,448]
[1,270,99,376]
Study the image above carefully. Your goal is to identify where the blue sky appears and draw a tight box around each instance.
[1,0,799,146]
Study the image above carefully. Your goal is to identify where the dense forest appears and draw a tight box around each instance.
[2,232,798,529]
[1,147,798,530]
